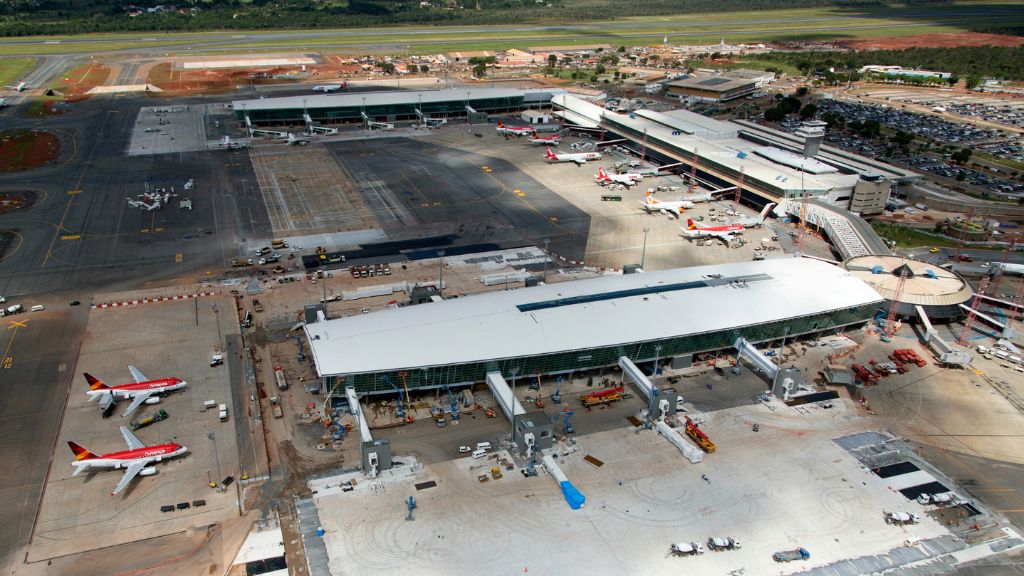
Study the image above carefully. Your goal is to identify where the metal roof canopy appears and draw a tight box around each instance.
[233,87,548,112]
[305,258,884,378]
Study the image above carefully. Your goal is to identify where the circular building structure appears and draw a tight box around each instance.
[844,255,974,321]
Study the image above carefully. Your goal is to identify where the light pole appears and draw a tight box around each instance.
[362,97,366,129]
[542,239,550,282]
[438,250,445,298]
[211,304,222,344]
[208,432,222,490]
[510,366,519,438]
[321,265,328,316]
[641,227,650,269]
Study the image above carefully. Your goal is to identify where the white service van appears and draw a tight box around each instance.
[471,449,487,459]
[30,305,45,312]
[475,442,491,451]
[994,350,1010,361]
[977,345,989,355]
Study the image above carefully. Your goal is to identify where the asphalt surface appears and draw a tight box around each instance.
[0,94,268,298]
[331,137,590,261]
[0,304,89,574]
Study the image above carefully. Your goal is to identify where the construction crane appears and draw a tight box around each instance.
[398,371,414,423]
[734,167,745,205]
[958,276,990,345]
[988,237,1017,295]
[688,147,699,194]
[952,207,976,265]
[794,190,810,254]
[882,265,910,341]
[562,409,575,434]
[551,378,562,404]
[442,384,459,422]
[1010,278,1024,332]
[580,386,624,407]
[383,376,406,419]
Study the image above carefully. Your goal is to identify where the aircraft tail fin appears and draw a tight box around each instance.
[645,191,656,204]
[68,441,97,461]
[686,219,697,230]
[497,121,504,128]
[84,373,109,391]
[545,147,557,160]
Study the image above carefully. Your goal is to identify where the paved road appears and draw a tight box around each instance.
[0,302,90,573]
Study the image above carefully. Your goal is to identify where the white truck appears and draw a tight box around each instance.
[707,536,741,551]
[218,404,228,422]
[918,492,956,506]
[670,542,705,556]
[885,511,920,525]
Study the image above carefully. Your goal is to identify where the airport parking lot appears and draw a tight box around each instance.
[28,295,243,562]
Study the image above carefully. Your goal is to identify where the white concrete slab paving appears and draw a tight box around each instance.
[312,398,968,576]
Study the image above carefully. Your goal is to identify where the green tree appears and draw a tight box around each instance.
[764,107,786,122]
[617,46,626,53]
[420,64,429,73]
[779,96,801,114]
[795,86,809,97]
[473,63,486,77]
[965,75,982,90]
[799,103,817,119]
[595,64,606,75]
[380,62,396,74]
[951,147,973,164]
[548,54,558,67]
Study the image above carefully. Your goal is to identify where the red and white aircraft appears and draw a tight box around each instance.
[681,219,745,243]
[85,366,188,417]
[641,190,693,218]
[596,167,642,187]
[545,146,601,165]
[68,427,188,495]
[496,121,533,136]
[527,131,561,146]
[682,203,775,242]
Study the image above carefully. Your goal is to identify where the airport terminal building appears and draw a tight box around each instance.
[305,258,884,395]
[233,87,562,126]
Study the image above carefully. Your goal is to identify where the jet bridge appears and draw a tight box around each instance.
[485,372,526,424]
[734,337,779,382]
[915,306,972,366]
[618,356,661,421]
[346,386,391,477]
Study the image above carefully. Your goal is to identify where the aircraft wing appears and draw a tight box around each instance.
[573,158,586,165]
[121,392,151,417]
[120,426,145,450]
[112,461,147,495]
[666,206,683,218]
[127,365,147,383]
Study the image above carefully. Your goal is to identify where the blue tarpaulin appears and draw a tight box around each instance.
[559,481,585,510]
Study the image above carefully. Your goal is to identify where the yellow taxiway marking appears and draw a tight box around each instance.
[2,320,27,369]
[175,253,183,263]
[60,234,80,240]
[67,190,81,195]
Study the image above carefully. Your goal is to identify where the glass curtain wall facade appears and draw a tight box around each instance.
[339,302,878,394]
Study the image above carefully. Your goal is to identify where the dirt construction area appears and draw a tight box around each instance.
[28,294,243,562]
[845,32,1024,50]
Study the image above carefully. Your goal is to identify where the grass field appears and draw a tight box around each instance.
[0,2,1021,56]
[873,221,959,248]
[0,58,37,85]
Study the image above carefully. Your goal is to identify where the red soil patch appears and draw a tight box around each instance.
[0,130,60,172]
[54,63,111,101]
[846,32,1024,50]
[145,58,365,95]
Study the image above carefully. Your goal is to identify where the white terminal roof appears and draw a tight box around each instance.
[553,94,861,196]
[234,88,541,111]
[305,258,883,377]
[753,146,838,175]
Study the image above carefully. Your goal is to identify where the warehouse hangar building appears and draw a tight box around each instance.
[305,258,884,396]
